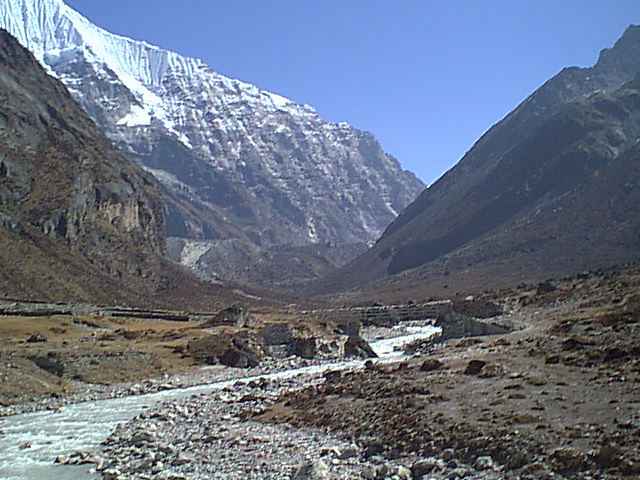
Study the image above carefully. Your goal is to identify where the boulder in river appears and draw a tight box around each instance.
[343,336,378,359]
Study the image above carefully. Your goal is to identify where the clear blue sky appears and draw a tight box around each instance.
[67,0,639,184]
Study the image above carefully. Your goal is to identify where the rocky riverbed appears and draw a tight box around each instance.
[92,371,507,480]
[0,326,440,479]
[259,269,640,480]
[0,355,352,418]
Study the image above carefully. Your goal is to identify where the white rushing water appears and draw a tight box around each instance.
[0,326,439,480]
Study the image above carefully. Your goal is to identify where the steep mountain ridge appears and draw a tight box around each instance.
[0,0,423,286]
[315,25,640,298]
[0,28,253,308]
[385,25,640,242]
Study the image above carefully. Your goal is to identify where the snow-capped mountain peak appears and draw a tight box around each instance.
[0,0,424,285]
[0,0,315,142]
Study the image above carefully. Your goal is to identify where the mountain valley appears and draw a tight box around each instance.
[313,25,640,300]
[0,3,639,480]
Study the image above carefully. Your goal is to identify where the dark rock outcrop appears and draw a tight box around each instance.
[25,333,47,344]
[419,359,443,372]
[219,347,260,369]
[436,313,512,341]
[260,324,295,347]
[335,319,362,337]
[291,337,317,359]
[463,360,487,376]
[0,29,162,303]
[188,333,263,368]
[201,305,253,328]
[30,353,64,377]
[452,300,503,319]
[343,336,378,359]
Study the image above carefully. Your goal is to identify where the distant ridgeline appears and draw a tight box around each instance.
[314,25,640,296]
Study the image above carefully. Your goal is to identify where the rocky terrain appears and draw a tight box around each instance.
[92,373,454,480]
[167,239,369,289]
[3,266,639,479]
[314,25,640,299]
[27,264,635,480]
[0,0,424,288]
[263,264,640,479]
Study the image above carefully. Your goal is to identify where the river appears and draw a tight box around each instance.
[0,325,439,480]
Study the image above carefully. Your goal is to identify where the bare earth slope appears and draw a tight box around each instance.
[314,26,640,299]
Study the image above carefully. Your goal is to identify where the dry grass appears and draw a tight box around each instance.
[0,315,212,404]
[0,308,332,405]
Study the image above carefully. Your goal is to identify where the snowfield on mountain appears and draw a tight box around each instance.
[0,0,423,287]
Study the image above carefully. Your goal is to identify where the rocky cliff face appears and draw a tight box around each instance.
[0,28,246,308]
[0,0,424,286]
[315,25,640,297]
[0,26,166,295]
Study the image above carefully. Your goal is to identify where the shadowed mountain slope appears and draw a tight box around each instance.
[314,25,640,300]
[0,29,261,309]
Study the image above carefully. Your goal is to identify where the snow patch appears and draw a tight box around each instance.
[385,201,399,217]
[263,91,291,110]
[176,132,193,149]
[232,289,262,301]
[307,217,319,243]
[117,105,151,127]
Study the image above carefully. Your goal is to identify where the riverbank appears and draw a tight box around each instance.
[260,268,640,479]
[0,355,333,417]
[97,362,474,480]
[0,326,440,479]
[0,305,381,416]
